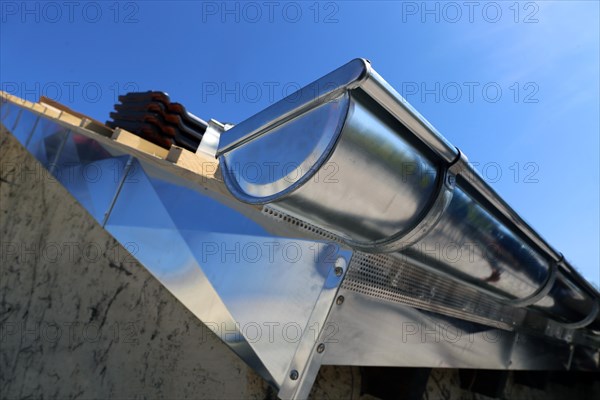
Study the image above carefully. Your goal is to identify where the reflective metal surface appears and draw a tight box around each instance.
[222,94,350,202]
[1,98,354,396]
[222,93,442,249]
[196,119,228,156]
[3,72,600,400]
[104,157,352,386]
[360,67,458,163]
[343,252,525,330]
[534,271,600,329]
[216,58,600,329]
[3,103,40,145]
[404,186,550,300]
[321,288,583,370]
[217,58,369,154]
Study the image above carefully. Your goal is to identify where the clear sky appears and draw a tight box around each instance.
[1,1,598,287]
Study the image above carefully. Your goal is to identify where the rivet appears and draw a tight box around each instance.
[336,295,345,305]
[446,173,457,188]
[316,343,325,353]
[289,370,299,380]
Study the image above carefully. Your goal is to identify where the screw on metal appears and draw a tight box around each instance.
[289,370,299,380]
[334,257,346,277]
[336,295,345,305]
[316,343,325,353]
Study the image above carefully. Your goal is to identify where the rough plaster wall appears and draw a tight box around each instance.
[0,127,270,399]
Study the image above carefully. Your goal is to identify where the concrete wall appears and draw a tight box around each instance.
[1,126,598,400]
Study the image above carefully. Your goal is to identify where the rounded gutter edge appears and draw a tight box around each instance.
[217,58,372,157]
[347,57,373,88]
[354,62,459,164]
[220,93,352,205]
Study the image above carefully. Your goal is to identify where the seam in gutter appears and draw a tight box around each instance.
[509,256,560,308]
[356,65,596,300]
[450,150,598,301]
[559,301,600,330]
[462,170,599,300]
[448,148,470,175]
[102,156,134,228]
[347,167,455,253]
[349,148,467,253]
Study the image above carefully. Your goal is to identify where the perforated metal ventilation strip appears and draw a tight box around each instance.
[343,252,527,330]
[262,207,524,331]
[262,206,343,243]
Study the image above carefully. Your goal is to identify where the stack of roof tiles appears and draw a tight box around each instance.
[106,92,208,151]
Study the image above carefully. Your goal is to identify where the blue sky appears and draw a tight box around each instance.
[1,1,598,287]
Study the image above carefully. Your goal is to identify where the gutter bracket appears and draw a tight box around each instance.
[349,149,469,253]
[509,254,561,308]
